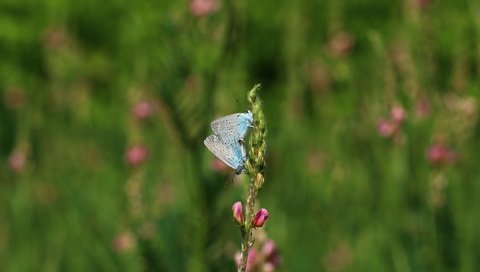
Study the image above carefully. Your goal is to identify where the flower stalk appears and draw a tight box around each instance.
[238,84,267,272]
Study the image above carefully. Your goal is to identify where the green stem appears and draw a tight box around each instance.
[238,180,258,272]
[238,84,266,272]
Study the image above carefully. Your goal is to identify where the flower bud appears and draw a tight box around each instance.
[390,106,405,123]
[377,119,397,138]
[124,145,149,166]
[247,248,257,272]
[328,31,354,58]
[263,239,282,268]
[8,149,27,172]
[234,248,257,272]
[133,100,154,120]
[251,208,269,228]
[232,202,244,225]
[113,231,135,253]
[190,0,219,17]
[427,144,456,166]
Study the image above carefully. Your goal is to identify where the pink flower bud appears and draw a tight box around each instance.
[427,144,456,166]
[328,31,354,58]
[190,0,219,17]
[263,263,275,272]
[234,248,257,272]
[232,202,244,225]
[113,231,135,253]
[262,240,277,259]
[377,119,397,138]
[251,208,269,228]
[263,240,282,268]
[247,249,257,271]
[8,149,27,172]
[390,106,405,123]
[124,145,149,166]
[133,100,154,120]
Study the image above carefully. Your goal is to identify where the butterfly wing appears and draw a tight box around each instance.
[229,138,247,174]
[221,132,247,174]
[204,134,239,170]
[211,111,253,140]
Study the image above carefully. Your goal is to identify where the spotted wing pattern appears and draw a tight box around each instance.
[210,111,253,141]
[204,133,246,173]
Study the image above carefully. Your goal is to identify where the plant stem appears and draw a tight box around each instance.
[238,180,258,272]
[238,84,266,272]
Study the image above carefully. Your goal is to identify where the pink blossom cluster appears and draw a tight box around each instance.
[426,143,457,166]
[132,100,154,121]
[235,239,282,272]
[190,0,219,17]
[124,144,149,167]
[377,105,406,138]
[232,202,269,228]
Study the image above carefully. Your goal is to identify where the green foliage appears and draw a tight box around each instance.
[1,0,480,271]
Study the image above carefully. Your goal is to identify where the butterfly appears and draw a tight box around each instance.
[210,110,254,141]
[204,132,247,175]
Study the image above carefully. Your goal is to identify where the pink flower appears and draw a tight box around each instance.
[427,144,456,166]
[235,248,257,272]
[8,150,27,172]
[190,0,219,17]
[113,231,135,252]
[133,100,154,120]
[377,105,407,138]
[125,145,149,166]
[262,239,277,257]
[263,240,282,268]
[328,31,354,57]
[232,202,244,225]
[263,263,275,272]
[390,106,405,123]
[377,119,397,138]
[247,249,257,271]
[251,208,269,228]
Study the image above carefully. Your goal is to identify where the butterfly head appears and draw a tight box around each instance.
[234,165,245,175]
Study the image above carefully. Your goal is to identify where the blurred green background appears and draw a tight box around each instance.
[1,0,480,271]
